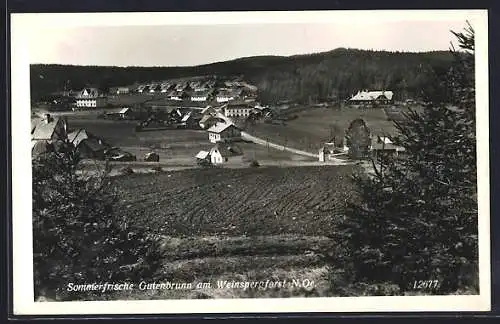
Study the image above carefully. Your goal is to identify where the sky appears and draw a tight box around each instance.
[29,20,468,67]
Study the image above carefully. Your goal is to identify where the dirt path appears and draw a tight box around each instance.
[240,131,348,164]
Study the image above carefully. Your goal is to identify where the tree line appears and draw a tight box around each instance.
[30,48,454,104]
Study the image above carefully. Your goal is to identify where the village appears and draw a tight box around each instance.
[32,75,410,173]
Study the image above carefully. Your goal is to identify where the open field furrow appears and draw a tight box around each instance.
[160,235,334,259]
[161,254,326,283]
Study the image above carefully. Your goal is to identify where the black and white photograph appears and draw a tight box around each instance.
[11,10,490,314]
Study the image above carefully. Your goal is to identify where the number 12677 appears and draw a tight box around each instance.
[412,280,440,289]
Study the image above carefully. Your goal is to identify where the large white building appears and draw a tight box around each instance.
[216,88,243,103]
[75,88,106,109]
[224,103,254,118]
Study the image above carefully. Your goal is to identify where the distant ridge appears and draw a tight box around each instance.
[31,48,454,104]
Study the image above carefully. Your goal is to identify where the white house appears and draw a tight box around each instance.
[75,88,106,109]
[168,91,184,101]
[224,103,254,118]
[116,87,130,95]
[207,122,241,143]
[349,90,394,104]
[191,91,210,102]
[216,89,243,103]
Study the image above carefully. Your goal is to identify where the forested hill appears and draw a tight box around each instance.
[30,48,455,103]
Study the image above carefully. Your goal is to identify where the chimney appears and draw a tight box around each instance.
[45,114,52,123]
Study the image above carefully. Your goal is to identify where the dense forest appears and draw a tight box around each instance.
[30,48,456,104]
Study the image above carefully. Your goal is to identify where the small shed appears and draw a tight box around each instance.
[119,107,132,119]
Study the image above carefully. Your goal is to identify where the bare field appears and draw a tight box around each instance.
[95,165,358,300]
[112,165,357,237]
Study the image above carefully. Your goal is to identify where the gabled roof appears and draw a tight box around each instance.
[119,107,130,114]
[32,140,53,155]
[226,101,255,109]
[195,150,210,159]
[217,88,243,97]
[207,122,236,134]
[32,116,65,140]
[191,90,211,97]
[199,114,215,124]
[77,88,101,98]
[67,129,89,147]
[210,142,243,157]
[200,106,215,114]
[181,111,192,122]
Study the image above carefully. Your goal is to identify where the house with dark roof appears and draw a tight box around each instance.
[75,88,107,109]
[207,122,241,143]
[67,129,108,160]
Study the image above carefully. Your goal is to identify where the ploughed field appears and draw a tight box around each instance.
[108,165,358,299]
[113,165,356,237]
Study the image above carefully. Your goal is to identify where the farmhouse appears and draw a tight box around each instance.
[207,122,241,143]
[224,102,254,118]
[199,115,223,129]
[136,85,148,93]
[75,88,106,109]
[31,114,67,142]
[168,91,187,101]
[149,84,161,93]
[67,128,107,160]
[349,90,394,105]
[115,87,130,95]
[160,82,174,93]
[216,89,243,103]
[200,106,217,116]
[370,136,405,156]
[191,90,211,102]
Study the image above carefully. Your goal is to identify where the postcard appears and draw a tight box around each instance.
[11,9,490,315]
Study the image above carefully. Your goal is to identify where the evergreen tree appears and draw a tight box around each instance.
[335,23,477,294]
[32,142,165,300]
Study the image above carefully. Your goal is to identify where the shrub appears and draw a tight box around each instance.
[249,160,260,168]
[119,166,134,175]
[32,145,165,300]
[151,165,163,173]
